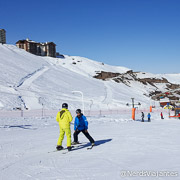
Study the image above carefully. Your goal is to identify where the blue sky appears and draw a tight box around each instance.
[0,0,180,73]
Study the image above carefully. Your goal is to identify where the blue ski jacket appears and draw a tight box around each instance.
[147,114,151,118]
[74,114,88,131]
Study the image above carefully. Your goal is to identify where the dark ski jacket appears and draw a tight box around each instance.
[141,113,144,118]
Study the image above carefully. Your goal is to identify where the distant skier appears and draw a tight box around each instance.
[161,112,164,119]
[72,109,95,146]
[56,103,73,151]
[141,112,145,122]
[147,113,151,122]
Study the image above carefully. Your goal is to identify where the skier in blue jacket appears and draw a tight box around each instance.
[72,109,95,146]
[147,113,151,122]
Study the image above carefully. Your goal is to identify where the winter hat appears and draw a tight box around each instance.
[62,103,68,109]
[76,109,81,114]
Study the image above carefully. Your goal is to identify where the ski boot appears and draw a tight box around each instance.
[67,146,72,151]
[56,145,64,151]
[71,141,80,145]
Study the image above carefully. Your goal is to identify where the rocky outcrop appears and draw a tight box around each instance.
[168,96,179,100]
[93,71,121,80]
[93,70,180,103]
[167,84,180,90]
[149,91,162,97]
[174,90,180,95]
[138,78,169,85]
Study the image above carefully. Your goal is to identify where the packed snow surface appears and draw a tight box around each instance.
[0,112,179,180]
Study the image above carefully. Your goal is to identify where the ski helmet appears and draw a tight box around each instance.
[62,103,68,109]
[76,109,81,114]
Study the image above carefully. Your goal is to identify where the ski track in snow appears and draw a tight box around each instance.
[16,66,49,88]
[102,82,113,106]
[14,66,49,109]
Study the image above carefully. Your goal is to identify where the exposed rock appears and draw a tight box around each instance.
[174,90,180,95]
[93,71,121,80]
[138,78,169,84]
[149,91,162,97]
[93,70,180,103]
[168,96,179,100]
[167,84,180,89]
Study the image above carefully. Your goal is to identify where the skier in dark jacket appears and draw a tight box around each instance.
[72,109,95,146]
[141,112,145,122]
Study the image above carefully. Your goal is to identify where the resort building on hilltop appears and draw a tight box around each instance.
[0,29,6,44]
[16,38,56,57]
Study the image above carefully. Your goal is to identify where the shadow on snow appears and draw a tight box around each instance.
[0,125,37,130]
[135,119,151,122]
[72,138,112,151]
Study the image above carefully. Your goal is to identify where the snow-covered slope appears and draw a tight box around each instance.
[0,44,179,110]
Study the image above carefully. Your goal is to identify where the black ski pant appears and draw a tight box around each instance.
[142,118,144,122]
[73,130,95,144]
[148,118,151,122]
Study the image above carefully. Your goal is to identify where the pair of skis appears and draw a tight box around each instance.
[48,143,94,154]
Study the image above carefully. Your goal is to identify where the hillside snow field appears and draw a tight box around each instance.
[1,44,180,111]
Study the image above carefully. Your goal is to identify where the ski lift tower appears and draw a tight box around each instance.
[126,98,141,120]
